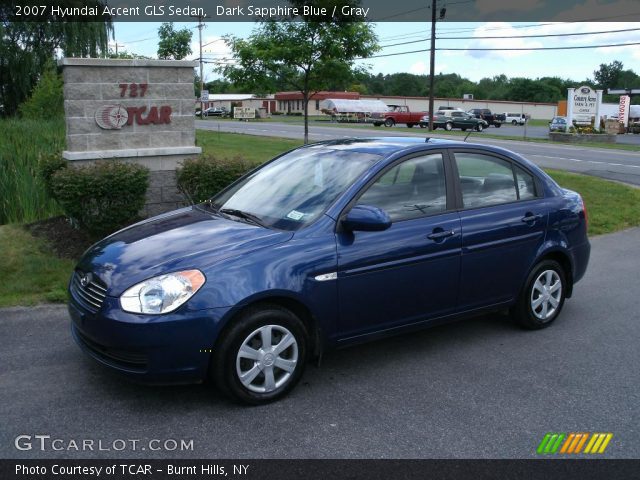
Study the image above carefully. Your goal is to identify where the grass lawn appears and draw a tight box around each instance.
[196,129,302,164]
[0,225,75,307]
[545,169,640,236]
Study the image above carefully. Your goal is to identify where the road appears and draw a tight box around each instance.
[2,227,639,459]
[197,120,640,186]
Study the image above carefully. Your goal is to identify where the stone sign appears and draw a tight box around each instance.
[572,85,598,125]
[60,58,201,216]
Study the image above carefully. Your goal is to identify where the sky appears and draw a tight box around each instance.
[112,21,640,85]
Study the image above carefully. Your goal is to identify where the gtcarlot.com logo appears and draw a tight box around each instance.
[537,432,613,455]
[14,435,194,452]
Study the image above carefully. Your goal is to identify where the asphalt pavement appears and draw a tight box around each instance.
[197,120,640,186]
[2,227,639,459]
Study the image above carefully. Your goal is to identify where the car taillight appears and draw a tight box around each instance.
[580,196,588,230]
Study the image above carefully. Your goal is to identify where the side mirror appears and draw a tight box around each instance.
[342,205,391,232]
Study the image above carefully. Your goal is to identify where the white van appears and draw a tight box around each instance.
[504,113,527,125]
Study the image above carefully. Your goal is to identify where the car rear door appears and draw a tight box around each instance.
[451,150,548,310]
[335,151,461,340]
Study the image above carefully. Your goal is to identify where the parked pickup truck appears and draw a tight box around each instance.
[467,108,505,127]
[371,105,427,128]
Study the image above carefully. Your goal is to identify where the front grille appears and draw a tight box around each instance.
[74,327,148,371]
[70,271,107,313]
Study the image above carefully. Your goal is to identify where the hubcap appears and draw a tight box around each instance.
[530,270,562,321]
[236,325,298,393]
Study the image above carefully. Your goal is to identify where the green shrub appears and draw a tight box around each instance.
[47,161,149,236]
[19,63,64,120]
[38,153,68,196]
[177,155,253,204]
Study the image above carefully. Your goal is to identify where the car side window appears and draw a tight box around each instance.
[455,153,518,208]
[514,165,537,200]
[358,153,447,221]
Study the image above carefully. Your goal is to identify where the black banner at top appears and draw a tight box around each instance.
[5,0,640,22]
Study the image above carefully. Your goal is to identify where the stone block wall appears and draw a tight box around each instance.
[60,58,202,216]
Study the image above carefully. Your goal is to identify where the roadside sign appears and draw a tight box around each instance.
[201,90,209,102]
[234,106,255,119]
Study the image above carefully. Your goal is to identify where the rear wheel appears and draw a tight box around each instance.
[373,122,382,127]
[384,118,395,127]
[494,123,501,128]
[419,123,427,128]
[512,120,518,125]
[407,123,414,128]
[211,305,308,405]
[511,260,566,329]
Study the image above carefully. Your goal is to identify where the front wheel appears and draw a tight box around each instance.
[419,123,427,128]
[512,120,518,125]
[384,118,395,127]
[476,123,483,132]
[511,260,566,329]
[494,123,501,128]
[444,122,453,131]
[407,123,414,128]
[211,305,308,405]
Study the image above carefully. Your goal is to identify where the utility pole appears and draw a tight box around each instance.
[192,14,205,119]
[427,0,437,131]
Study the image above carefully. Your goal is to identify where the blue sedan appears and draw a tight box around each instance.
[69,137,590,404]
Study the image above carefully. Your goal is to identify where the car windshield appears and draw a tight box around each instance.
[209,146,382,231]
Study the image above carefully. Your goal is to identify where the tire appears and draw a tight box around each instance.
[419,124,427,128]
[211,304,308,405]
[373,122,382,127]
[384,118,395,127]
[494,123,501,128]
[407,123,414,128]
[445,122,453,131]
[476,123,483,132]
[512,120,518,125]
[511,260,567,330]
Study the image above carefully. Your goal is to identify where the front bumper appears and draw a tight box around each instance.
[68,295,232,384]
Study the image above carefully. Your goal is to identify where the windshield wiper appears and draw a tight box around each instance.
[219,208,266,227]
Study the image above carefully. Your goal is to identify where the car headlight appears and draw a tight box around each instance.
[120,270,206,314]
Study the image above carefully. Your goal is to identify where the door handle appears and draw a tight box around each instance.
[427,229,455,241]
[521,213,542,223]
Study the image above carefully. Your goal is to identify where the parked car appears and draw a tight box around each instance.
[421,111,488,131]
[549,116,569,132]
[467,108,504,127]
[504,113,527,125]
[204,107,228,117]
[69,137,590,405]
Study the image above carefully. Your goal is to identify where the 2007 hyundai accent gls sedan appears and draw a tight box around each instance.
[69,137,590,404]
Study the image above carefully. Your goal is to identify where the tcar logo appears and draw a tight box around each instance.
[95,105,129,130]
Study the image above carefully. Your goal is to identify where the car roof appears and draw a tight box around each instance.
[304,137,507,157]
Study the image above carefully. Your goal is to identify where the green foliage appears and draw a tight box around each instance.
[177,155,254,204]
[38,152,68,196]
[221,14,378,142]
[18,63,64,119]
[0,118,64,224]
[0,4,112,116]
[157,22,193,60]
[46,162,149,236]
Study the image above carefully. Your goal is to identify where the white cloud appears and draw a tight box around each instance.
[409,61,428,75]
[466,22,543,59]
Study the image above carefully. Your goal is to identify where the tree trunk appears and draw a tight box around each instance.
[303,91,309,145]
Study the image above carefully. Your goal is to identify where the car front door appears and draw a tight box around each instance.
[452,150,548,310]
[335,151,461,340]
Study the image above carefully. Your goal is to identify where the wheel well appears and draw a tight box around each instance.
[216,296,323,358]
[540,251,574,298]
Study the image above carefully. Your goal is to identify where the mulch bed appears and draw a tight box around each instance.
[25,216,96,261]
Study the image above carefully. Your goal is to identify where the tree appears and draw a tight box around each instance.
[0,3,112,116]
[221,10,378,143]
[593,60,624,89]
[157,23,192,60]
[19,61,64,119]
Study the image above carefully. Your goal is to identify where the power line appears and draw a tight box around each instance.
[358,40,640,59]
[439,26,640,40]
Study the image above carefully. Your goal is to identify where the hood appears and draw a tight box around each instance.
[76,207,293,296]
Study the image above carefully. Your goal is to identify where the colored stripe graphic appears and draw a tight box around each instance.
[537,433,565,454]
[538,433,613,454]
